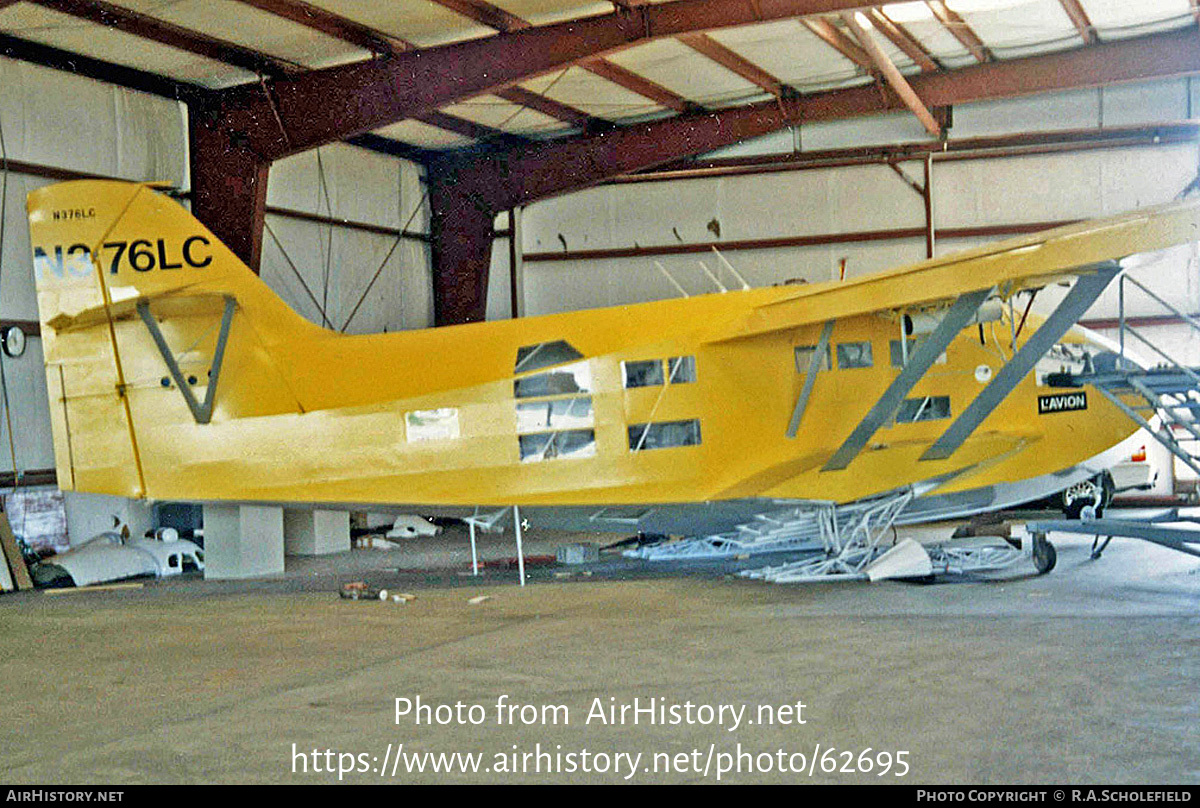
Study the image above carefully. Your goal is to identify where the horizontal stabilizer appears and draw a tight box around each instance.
[46,289,229,333]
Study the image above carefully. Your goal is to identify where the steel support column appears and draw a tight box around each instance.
[429,176,495,326]
[189,109,270,272]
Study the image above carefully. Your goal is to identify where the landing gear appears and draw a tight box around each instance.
[1031,533,1057,574]
[1060,471,1114,520]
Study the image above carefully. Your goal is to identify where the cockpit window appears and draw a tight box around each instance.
[514,361,592,398]
[515,340,583,374]
[623,360,664,388]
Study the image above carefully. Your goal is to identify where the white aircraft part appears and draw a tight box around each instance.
[40,536,204,586]
[46,544,157,587]
[130,539,205,577]
[865,539,933,581]
[386,515,442,539]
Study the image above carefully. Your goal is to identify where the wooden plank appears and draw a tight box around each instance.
[0,506,34,591]
[43,582,144,595]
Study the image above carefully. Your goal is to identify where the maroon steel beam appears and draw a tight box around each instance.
[925,0,992,63]
[676,32,788,96]
[439,27,1200,213]
[803,17,873,70]
[0,468,58,489]
[415,110,528,144]
[205,0,876,160]
[1058,0,1097,46]
[868,9,940,73]
[578,57,694,113]
[230,0,410,55]
[424,26,1200,323]
[493,86,600,129]
[624,122,1200,182]
[427,179,496,326]
[28,0,296,76]
[426,0,528,32]
[521,220,1078,262]
[0,33,205,101]
[842,11,940,136]
[190,112,270,271]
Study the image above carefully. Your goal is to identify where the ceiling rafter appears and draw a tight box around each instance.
[868,8,940,73]
[415,110,528,144]
[427,0,695,117]
[430,24,1200,214]
[229,0,410,56]
[0,31,205,101]
[426,0,528,33]
[492,86,601,129]
[803,17,873,70]
[925,0,993,63]
[676,32,789,96]
[26,0,296,75]
[1057,0,1097,45]
[841,11,940,137]
[577,57,695,113]
[198,1,934,161]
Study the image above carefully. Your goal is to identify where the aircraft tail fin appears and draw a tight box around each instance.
[27,180,308,498]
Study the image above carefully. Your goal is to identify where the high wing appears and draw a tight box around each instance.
[729,199,1200,339]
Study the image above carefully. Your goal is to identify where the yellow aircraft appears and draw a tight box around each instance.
[24,180,1200,581]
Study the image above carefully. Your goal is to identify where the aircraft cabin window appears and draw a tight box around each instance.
[668,356,697,384]
[794,344,832,373]
[514,361,592,398]
[406,408,461,442]
[516,397,593,433]
[623,359,664,388]
[837,341,874,369]
[895,396,951,424]
[515,340,583,374]
[889,339,947,368]
[628,419,702,451]
[519,429,597,463]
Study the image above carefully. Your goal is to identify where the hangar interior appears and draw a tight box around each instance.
[2,0,1200,549]
[0,0,1199,784]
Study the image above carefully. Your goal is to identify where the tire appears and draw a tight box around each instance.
[1032,536,1057,575]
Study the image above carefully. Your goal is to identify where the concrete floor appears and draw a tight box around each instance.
[0,524,1197,784]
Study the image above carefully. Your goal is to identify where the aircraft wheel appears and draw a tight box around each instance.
[1062,475,1105,519]
[1032,534,1057,575]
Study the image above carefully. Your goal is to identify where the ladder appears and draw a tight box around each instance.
[1047,271,1200,477]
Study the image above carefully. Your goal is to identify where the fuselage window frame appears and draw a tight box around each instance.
[836,341,874,370]
[894,395,952,424]
[623,359,665,389]
[627,418,703,452]
[514,340,584,374]
[519,428,598,463]
[795,344,832,373]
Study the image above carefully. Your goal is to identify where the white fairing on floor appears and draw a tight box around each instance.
[37,533,204,586]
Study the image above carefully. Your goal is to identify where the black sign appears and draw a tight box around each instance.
[1038,391,1087,414]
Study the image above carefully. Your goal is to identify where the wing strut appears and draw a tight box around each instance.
[823,287,994,471]
[787,320,834,438]
[921,261,1120,462]
[136,296,235,425]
